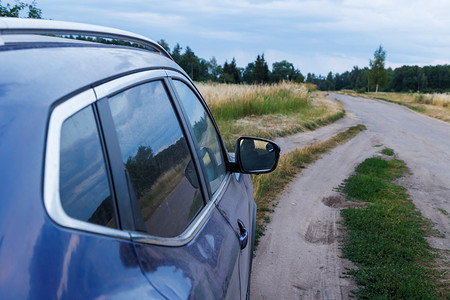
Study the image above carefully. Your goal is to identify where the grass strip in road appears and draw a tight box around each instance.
[372,96,428,114]
[339,154,448,299]
[251,124,367,246]
[380,147,395,156]
[217,109,345,151]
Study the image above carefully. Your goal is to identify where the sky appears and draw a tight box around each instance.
[26,0,450,75]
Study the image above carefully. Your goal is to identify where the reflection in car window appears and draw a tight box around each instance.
[60,105,115,228]
[172,80,226,194]
[108,81,204,237]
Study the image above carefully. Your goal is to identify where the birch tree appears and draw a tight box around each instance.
[369,45,388,93]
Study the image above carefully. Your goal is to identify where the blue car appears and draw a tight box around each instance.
[0,18,279,299]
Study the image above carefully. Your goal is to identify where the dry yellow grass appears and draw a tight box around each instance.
[368,92,450,108]
[196,81,311,106]
[340,91,450,123]
[139,162,187,220]
[414,93,450,107]
[196,82,345,149]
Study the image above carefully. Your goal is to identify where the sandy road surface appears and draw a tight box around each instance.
[274,113,360,154]
[250,93,450,299]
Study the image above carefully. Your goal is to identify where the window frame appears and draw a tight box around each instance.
[101,78,206,238]
[44,88,129,240]
[94,70,221,246]
[165,72,231,199]
[44,69,230,246]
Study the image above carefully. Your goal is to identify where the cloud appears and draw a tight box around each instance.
[36,0,450,74]
[108,11,186,29]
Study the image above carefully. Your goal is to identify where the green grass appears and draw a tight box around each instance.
[380,147,395,156]
[255,223,265,246]
[258,206,274,213]
[339,153,447,299]
[354,157,409,181]
[374,96,427,113]
[437,208,449,216]
[210,89,309,121]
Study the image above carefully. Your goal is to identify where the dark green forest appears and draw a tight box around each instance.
[160,40,305,85]
[305,65,450,93]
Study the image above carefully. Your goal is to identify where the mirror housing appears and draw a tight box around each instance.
[184,159,199,189]
[232,136,280,174]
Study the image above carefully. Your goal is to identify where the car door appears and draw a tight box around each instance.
[169,75,255,300]
[93,70,243,299]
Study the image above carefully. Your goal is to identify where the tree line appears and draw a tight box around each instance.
[159,40,304,84]
[306,64,450,93]
[0,0,41,18]
[307,46,450,93]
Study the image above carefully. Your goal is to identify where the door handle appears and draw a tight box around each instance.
[237,220,248,250]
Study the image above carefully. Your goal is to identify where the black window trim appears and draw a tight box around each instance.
[166,73,231,198]
[163,77,212,199]
[95,99,137,231]
[91,103,121,229]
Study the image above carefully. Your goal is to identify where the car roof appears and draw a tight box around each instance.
[0,40,183,107]
[0,17,184,108]
[0,17,172,58]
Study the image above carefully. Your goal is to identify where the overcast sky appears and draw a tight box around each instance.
[33,0,450,75]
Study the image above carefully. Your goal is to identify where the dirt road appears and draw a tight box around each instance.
[250,93,450,299]
[274,112,360,154]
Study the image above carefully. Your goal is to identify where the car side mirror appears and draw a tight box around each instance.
[234,137,280,174]
[200,147,220,181]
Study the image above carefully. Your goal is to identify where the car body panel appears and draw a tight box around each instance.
[0,220,163,299]
[134,204,242,299]
[0,18,273,299]
[215,170,255,299]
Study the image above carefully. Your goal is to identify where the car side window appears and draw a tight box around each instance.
[172,80,226,195]
[59,105,116,228]
[108,80,204,238]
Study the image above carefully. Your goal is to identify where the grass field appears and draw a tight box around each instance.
[338,153,449,298]
[197,82,345,150]
[414,93,450,107]
[339,91,450,123]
